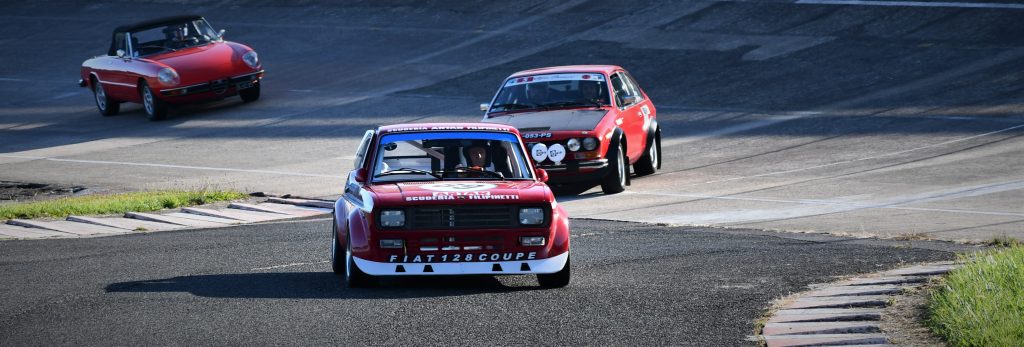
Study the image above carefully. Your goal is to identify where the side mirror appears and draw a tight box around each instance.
[621,95,638,106]
[354,168,368,183]
[534,168,549,183]
[480,103,490,111]
[218,29,226,41]
[116,49,126,58]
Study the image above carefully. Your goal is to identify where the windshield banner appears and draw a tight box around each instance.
[504,73,605,87]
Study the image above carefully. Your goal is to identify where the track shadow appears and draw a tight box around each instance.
[105,271,543,299]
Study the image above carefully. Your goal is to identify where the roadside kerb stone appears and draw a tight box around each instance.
[230,202,329,217]
[125,212,232,228]
[67,215,183,231]
[260,202,332,214]
[7,219,127,235]
[759,261,956,346]
[266,197,334,209]
[181,207,289,222]
[0,223,68,239]
[165,212,244,225]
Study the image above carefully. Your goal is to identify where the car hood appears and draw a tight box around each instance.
[146,42,252,84]
[370,181,551,206]
[483,109,609,131]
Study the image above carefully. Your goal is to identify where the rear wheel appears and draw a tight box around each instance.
[345,231,375,288]
[635,129,661,176]
[537,255,570,288]
[601,141,627,194]
[92,81,120,116]
[140,82,168,121]
[239,82,260,102]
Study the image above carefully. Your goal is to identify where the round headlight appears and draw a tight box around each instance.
[530,143,548,162]
[242,51,259,69]
[548,143,566,163]
[566,138,581,152]
[582,137,598,151]
[157,67,179,86]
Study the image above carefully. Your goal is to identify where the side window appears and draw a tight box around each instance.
[353,130,375,170]
[621,72,644,103]
[609,74,627,107]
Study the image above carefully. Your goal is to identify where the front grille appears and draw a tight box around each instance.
[407,205,515,229]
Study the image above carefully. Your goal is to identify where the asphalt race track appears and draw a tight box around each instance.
[0,0,1020,345]
[0,219,964,345]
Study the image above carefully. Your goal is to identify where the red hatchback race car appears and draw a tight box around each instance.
[79,15,264,120]
[481,65,661,194]
[332,123,571,288]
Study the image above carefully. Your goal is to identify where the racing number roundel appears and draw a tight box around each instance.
[420,183,498,192]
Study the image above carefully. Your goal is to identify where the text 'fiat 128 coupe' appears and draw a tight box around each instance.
[481,65,661,194]
[332,123,571,288]
[79,15,264,120]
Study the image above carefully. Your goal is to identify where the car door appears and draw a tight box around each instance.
[101,32,144,101]
[621,71,654,162]
[610,71,645,163]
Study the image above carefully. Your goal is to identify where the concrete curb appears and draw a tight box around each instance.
[757,261,957,347]
[0,197,334,240]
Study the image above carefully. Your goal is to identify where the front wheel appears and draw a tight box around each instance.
[601,141,627,194]
[634,129,661,176]
[345,232,375,288]
[92,82,120,116]
[537,255,571,288]
[140,82,168,121]
[239,83,260,102]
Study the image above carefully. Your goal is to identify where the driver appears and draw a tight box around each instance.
[579,81,607,104]
[526,83,549,105]
[163,24,192,49]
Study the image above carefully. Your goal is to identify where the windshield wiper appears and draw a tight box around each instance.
[441,167,506,180]
[374,168,442,180]
[490,102,538,112]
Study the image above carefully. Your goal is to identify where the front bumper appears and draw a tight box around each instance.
[539,159,609,183]
[353,251,568,276]
[159,70,263,97]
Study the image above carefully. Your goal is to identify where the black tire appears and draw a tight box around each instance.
[331,222,344,275]
[537,255,570,288]
[239,82,260,102]
[634,129,661,176]
[140,82,168,121]
[92,80,120,116]
[601,141,627,194]
[344,231,375,288]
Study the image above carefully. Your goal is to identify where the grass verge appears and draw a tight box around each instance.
[927,246,1024,346]
[0,190,247,220]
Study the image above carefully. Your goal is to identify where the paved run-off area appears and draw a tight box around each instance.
[0,219,968,345]
[0,0,1022,243]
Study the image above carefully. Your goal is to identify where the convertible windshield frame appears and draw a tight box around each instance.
[127,18,220,57]
[370,131,535,184]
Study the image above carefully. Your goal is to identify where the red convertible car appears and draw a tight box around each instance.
[481,65,661,194]
[79,15,264,120]
[332,123,571,288]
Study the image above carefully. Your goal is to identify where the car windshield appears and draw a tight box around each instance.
[130,19,220,57]
[371,131,533,183]
[488,73,610,113]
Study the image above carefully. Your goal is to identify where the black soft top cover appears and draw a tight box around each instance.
[108,15,203,55]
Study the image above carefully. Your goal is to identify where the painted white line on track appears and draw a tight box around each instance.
[251,261,328,271]
[0,154,339,178]
[664,123,1024,182]
[661,116,802,148]
[795,0,1024,9]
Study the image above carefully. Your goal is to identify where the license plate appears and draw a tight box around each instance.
[388,252,537,263]
[237,81,253,89]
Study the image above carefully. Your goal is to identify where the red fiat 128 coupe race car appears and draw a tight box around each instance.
[332,123,570,288]
[481,65,661,194]
[79,15,264,120]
